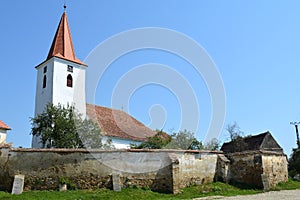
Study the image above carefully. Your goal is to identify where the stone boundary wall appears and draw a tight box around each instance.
[170,152,218,193]
[0,148,221,194]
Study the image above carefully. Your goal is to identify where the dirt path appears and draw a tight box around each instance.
[194,189,300,200]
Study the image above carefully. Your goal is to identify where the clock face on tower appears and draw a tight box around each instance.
[67,65,73,72]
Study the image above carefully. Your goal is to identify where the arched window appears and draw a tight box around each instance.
[43,75,47,88]
[67,74,73,88]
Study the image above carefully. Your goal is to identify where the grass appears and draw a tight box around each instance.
[272,178,300,190]
[0,180,299,200]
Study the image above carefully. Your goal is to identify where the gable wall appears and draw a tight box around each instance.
[261,134,283,151]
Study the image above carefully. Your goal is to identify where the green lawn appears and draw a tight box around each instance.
[0,180,299,200]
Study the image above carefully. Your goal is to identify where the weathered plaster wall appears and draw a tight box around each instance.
[227,151,264,187]
[0,148,288,193]
[0,148,220,193]
[261,152,288,187]
[171,152,218,193]
[214,154,230,183]
[226,151,288,188]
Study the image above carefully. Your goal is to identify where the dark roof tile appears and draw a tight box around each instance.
[221,131,283,153]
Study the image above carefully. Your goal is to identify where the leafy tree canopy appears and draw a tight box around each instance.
[132,129,219,150]
[167,129,201,150]
[289,148,300,177]
[203,138,220,151]
[131,130,171,149]
[31,103,114,149]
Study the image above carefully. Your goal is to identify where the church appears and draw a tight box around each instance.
[31,8,156,149]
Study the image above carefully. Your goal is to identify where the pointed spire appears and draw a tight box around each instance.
[47,10,85,66]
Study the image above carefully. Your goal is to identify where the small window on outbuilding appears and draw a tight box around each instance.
[67,74,73,88]
[43,75,47,88]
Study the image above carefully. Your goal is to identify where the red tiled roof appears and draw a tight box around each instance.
[86,104,156,141]
[46,11,86,66]
[221,131,283,153]
[0,120,11,130]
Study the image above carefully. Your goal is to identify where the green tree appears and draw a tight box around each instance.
[167,130,202,150]
[189,138,204,150]
[288,148,300,177]
[131,130,172,149]
[31,103,113,149]
[131,129,203,150]
[204,138,220,150]
[76,117,114,149]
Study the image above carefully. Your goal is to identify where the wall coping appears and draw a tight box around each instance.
[226,150,286,156]
[2,148,286,156]
[4,148,223,154]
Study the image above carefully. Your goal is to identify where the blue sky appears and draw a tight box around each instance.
[1,1,300,155]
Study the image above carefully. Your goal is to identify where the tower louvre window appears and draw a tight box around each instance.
[43,75,47,88]
[67,65,73,72]
[67,74,73,88]
[44,66,47,73]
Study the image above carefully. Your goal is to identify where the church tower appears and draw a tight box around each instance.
[32,9,87,148]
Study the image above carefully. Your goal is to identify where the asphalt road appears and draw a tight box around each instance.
[194,190,300,200]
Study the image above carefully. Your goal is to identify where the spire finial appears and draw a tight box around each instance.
[63,3,67,12]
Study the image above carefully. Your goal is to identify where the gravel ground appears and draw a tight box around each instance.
[194,190,300,200]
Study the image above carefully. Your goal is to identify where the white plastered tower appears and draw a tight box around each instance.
[32,10,87,148]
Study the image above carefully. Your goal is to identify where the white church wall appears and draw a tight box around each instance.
[34,59,54,116]
[52,58,86,117]
[33,59,54,148]
[73,65,86,118]
[103,136,142,149]
[0,129,7,144]
[33,59,55,148]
